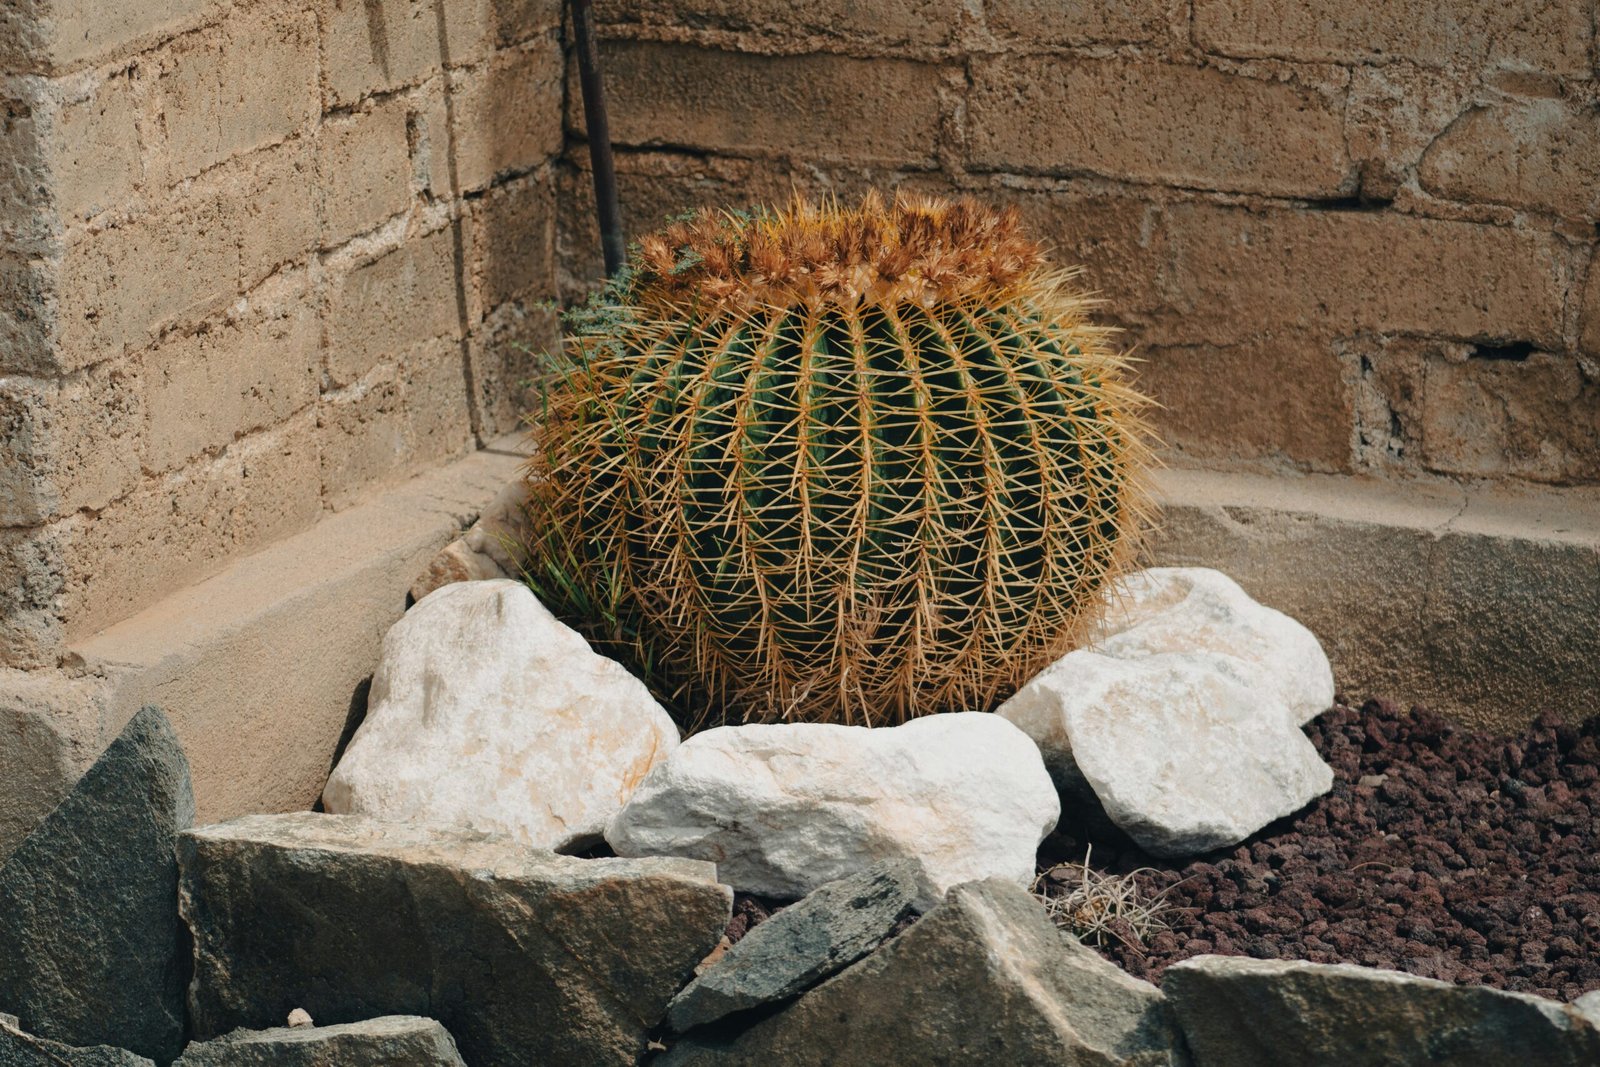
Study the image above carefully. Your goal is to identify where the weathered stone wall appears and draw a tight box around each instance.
[0,0,564,668]
[558,0,1600,491]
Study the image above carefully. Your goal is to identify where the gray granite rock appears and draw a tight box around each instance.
[178,813,731,1067]
[1164,956,1600,1066]
[173,1016,465,1066]
[667,860,928,1031]
[0,1015,154,1067]
[661,879,1186,1066]
[0,706,194,1063]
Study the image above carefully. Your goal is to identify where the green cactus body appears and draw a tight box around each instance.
[525,193,1151,728]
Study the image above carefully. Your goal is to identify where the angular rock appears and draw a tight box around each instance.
[323,579,679,851]
[667,860,929,1031]
[1163,956,1600,1067]
[410,478,533,602]
[998,649,1332,857]
[0,1017,155,1067]
[409,539,509,603]
[178,813,731,1067]
[0,706,193,1062]
[1091,567,1335,723]
[660,879,1185,1066]
[173,1016,466,1066]
[606,712,1059,898]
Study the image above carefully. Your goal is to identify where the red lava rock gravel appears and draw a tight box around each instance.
[1045,698,1600,1001]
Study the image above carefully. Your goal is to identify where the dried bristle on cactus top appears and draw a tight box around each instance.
[523,191,1152,728]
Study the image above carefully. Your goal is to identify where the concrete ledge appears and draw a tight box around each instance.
[1149,468,1600,735]
[5,456,1594,858]
[1,441,529,858]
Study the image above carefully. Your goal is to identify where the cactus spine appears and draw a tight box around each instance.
[524,192,1152,728]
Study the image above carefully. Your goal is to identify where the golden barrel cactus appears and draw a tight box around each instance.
[523,192,1152,727]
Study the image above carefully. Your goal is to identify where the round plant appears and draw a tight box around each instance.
[522,191,1152,727]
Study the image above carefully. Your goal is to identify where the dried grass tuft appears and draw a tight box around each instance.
[1033,847,1179,949]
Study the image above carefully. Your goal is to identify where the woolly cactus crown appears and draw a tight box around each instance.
[524,191,1152,728]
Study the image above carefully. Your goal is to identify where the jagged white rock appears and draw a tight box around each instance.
[999,649,1332,857]
[997,567,1337,858]
[606,712,1059,899]
[1089,567,1334,723]
[323,580,678,850]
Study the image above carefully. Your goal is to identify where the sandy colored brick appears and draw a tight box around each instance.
[996,190,1170,324]
[1139,331,1353,473]
[0,89,53,250]
[446,39,563,193]
[586,42,944,166]
[1150,203,1567,350]
[318,0,496,108]
[1344,334,1599,485]
[488,0,563,47]
[317,342,474,510]
[1341,334,1426,473]
[1193,0,1594,75]
[61,413,324,641]
[0,0,212,75]
[317,96,413,247]
[600,0,959,45]
[1345,63,1475,201]
[469,172,555,314]
[969,57,1352,198]
[46,68,144,221]
[402,338,476,465]
[1419,348,1599,485]
[0,524,67,668]
[0,70,141,244]
[1419,100,1600,220]
[1582,257,1600,359]
[316,364,408,508]
[56,192,238,371]
[985,0,1170,45]
[324,225,465,388]
[155,5,318,184]
[0,251,58,376]
[0,360,144,527]
[237,140,318,287]
[141,277,319,474]
[468,303,560,436]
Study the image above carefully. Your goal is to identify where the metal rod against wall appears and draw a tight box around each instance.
[570,0,624,277]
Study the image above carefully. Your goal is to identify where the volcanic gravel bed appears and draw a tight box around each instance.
[1044,699,1600,1000]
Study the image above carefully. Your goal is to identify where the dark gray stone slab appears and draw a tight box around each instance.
[667,859,927,1031]
[0,1015,154,1067]
[1164,956,1600,1067]
[178,813,732,1067]
[662,879,1186,1066]
[173,1016,465,1066]
[0,706,194,1063]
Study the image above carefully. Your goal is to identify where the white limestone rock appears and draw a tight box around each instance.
[323,579,679,851]
[1090,567,1335,723]
[605,712,1059,899]
[998,648,1332,857]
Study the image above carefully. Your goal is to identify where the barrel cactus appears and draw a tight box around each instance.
[523,191,1152,728]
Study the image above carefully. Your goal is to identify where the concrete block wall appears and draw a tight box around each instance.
[0,0,565,669]
[557,0,1600,494]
